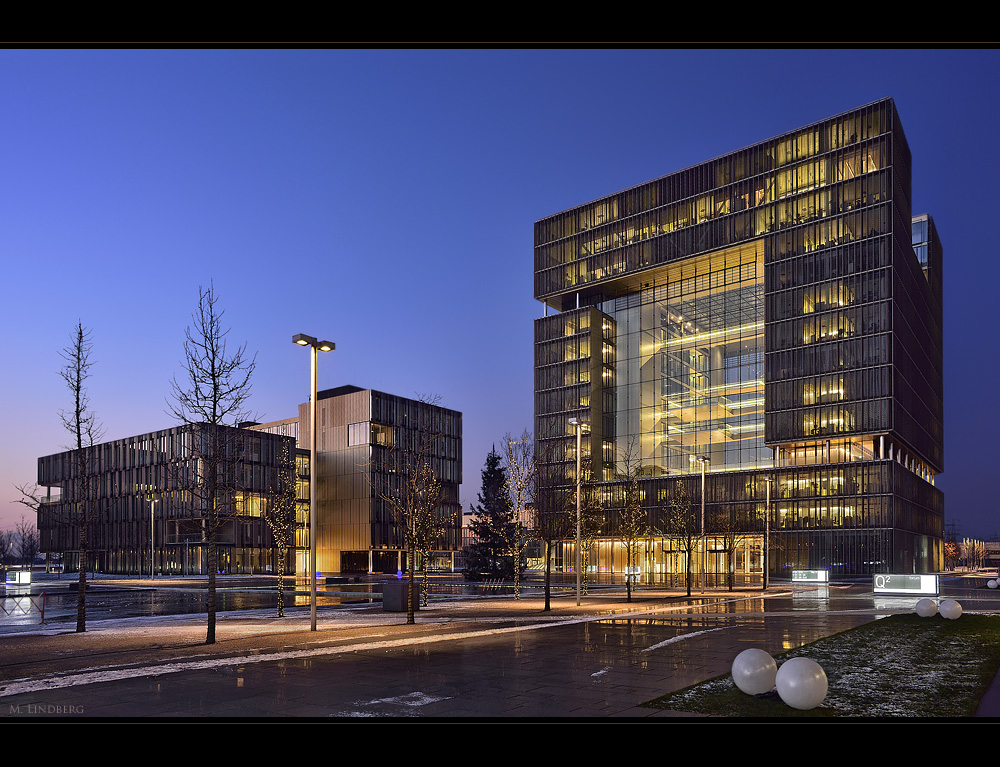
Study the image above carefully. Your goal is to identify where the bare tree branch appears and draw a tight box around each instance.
[15,515,40,568]
[265,441,297,617]
[663,480,698,597]
[56,322,103,632]
[0,528,16,569]
[168,283,257,645]
[502,429,535,600]
[616,438,649,602]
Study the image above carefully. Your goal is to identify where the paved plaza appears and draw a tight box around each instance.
[1,579,998,719]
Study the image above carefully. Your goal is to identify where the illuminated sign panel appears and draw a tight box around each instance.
[4,570,31,585]
[872,574,939,595]
[792,569,829,582]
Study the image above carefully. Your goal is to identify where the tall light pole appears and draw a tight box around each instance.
[696,455,710,590]
[293,333,335,631]
[150,497,159,580]
[568,417,589,606]
[763,476,773,590]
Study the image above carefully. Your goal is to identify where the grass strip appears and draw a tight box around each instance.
[644,613,1000,718]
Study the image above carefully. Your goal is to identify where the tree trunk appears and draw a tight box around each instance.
[407,542,415,625]
[76,543,87,633]
[276,547,285,617]
[513,524,520,600]
[206,543,217,644]
[626,548,633,603]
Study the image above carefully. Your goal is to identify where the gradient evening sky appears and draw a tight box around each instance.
[1,48,995,538]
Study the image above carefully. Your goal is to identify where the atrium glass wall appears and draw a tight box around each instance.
[599,240,766,475]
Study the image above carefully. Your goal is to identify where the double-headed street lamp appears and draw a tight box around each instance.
[568,417,589,606]
[293,333,335,631]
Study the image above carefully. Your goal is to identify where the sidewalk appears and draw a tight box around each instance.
[2,582,999,718]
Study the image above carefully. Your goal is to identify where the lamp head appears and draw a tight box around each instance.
[292,333,316,347]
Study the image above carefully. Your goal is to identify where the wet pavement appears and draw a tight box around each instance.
[0,573,493,631]
[1,575,998,719]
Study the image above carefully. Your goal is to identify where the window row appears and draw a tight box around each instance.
[766,334,891,378]
[765,397,891,440]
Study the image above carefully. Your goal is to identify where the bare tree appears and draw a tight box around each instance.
[534,452,574,612]
[944,541,959,571]
[168,283,256,645]
[0,528,16,569]
[413,467,454,609]
[51,322,105,632]
[502,429,535,600]
[371,396,453,625]
[664,480,698,597]
[15,516,40,569]
[708,506,755,591]
[265,440,297,617]
[617,439,650,603]
[577,458,606,595]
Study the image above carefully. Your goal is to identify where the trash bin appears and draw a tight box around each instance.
[382,580,420,612]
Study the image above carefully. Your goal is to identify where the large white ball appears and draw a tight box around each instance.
[776,657,828,710]
[732,648,777,695]
[915,598,937,617]
[940,599,962,620]
[988,580,998,589]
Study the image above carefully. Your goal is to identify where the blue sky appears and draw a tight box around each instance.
[1,48,995,539]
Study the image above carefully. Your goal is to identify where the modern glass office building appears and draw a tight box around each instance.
[534,98,943,578]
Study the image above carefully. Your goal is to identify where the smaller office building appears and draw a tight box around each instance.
[252,386,463,574]
[37,388,462,577]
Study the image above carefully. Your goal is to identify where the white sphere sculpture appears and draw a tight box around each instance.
[940,599,962,620]
[732,648,777,695]
[915,598,937,617]
[775,657,828,710]
[988,580,998,589]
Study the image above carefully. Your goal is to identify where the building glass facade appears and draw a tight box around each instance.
[256,386,462,575]
[37,424,294,575]
[534,99,944,578]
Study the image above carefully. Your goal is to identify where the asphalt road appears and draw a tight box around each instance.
[0,582,929,719]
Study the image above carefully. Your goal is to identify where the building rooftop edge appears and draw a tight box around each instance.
[533,97,896,226]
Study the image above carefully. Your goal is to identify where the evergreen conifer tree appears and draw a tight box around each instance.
[463,447,514,579]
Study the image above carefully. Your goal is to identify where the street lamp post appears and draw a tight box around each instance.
[763,476,773,591]
[293,333,335,632]
[150,497,159,580]
[568,417,589,606]
[696,455,710,590]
